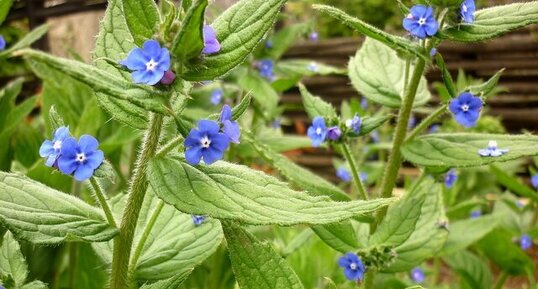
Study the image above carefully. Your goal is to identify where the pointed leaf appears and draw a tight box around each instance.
[444,250,492,289]
[0,0,13,26]
[0,231,28,286]
[172,0,207,61]
[238,72,279,115]
[0,25,49,57]
[122,0,160,46]
[299,83,337,119]
[139,270,193,289]
[440,215,500,255]
[311,223,360,252]
[148,154,394,226]
[468,68,504,98]
[490,165,538,202]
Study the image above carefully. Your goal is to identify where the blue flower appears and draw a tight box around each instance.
[202,25,221,54]
[370,130,380,143]
[185,120,230,165]
[444,169,457,188]
[360,97,368,109]
[430,48,438,57]
[429,124,440,133]
[210,89,223,105]
[478,140,508,157]
[408,115,417,129]
[360,172,367,182]
[336,167,351,182]
[307,62,318,72]
[58,135,104,181]
[309,31,319,42]
[410,267,425,284]
[0,35,5,51]
[470,210,481,219]
[307,117,327,147]
[258,59,274,81]
[403,5,439,39]
[264,40,273,49]
[338,252,366,281]
[192,215,206,226]
[327,126,342,141]
[220,105,240,144]
[39,126,70,167]
[345,114,362,134]
[520,234,532,250]
[460,0,476,23]
[120,40,171,85]
[449,92,483,127]
[531,174,538,189]
[271,118,281,129]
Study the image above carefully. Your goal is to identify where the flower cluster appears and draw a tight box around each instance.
[307,114,362,147]
[338,253,366,281]
[39,127,104,181]
[184,105,240,165]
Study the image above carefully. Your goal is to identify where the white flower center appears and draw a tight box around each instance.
[315,127,322,135]
[461,104,470,112]
[345,119,353,128]
[200,136,211,148]
[76,153,86,163]
[53,140,62,151]
[462,4,468,12]
[418,18,426,25]
[349,263,357,270]
[488,140,498,149]
[146,59,159,72]
[406,13,413,19]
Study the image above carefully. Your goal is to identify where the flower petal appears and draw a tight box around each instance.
[222,120,240,143]
[197,120,220,134]
[185,147,203,165]
[143,40,161,57]
[202,147,224,164]
[78,135,99,153]
[220,105,233,122]
[58,156,78,175]
[60,137,79,158]
[39,140,54,157]
[86,150,104,170]
[120,48,148,71]
[74,165,94,181]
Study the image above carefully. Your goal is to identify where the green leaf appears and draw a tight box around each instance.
[311,223,359,252]
[20,281,48,289]
[440,215,500,255]
[281,229,314,257]
[0,172,118,244]
[349,38,431,108]
[0,25,49,57]
[139,270,193,289]
[468,68,504,98]
[93,192,223,283]
[477,229,535,275]
[369,190,425,247]
[348,115,393,137]
[58,244,107,289]
[172,0,207,61]
[223,222,305,289]
[0,0,13,26]
[444,250,492,289]
[183,0,287,80]
[148,154,393,226]
[93,0,148,129]
[0,231,28,287]
[299,83,337,119]
[490,165,538,202]
[440,2,538,42]
[401,133,538,168]
[122,0,160,46]
[275,60,345,77]
[238,72,279,116]
[265,23,311,60]
[23,49,170,115]
[383,179,448,272]
[434,53,457,99]
[312,5,427,60]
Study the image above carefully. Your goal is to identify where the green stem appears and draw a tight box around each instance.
[493,271,509,289]
[128,200,165,285]
[156,135,184,157]
[432,257,441,285]
[403,58,411,94]
[341,143,368,200]
[89,177,117,228]
[406,105,447,142]
[360,270,375,289]
[109,114,164,289]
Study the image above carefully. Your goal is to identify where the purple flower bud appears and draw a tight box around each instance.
[520,234,532,250]
[309,31,319,42]
[160,70,176,85]
[327,126,342,141]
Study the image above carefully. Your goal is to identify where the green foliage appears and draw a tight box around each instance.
[171,0,207,61]
[0,231,28,287]
[299,83,337,119]
[122,0,160,45]
[441,215,500,255]
[444,250,492,289]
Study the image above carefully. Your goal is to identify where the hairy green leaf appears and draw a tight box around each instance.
[20,281,48,289]
[0,24,49,57]
[223,222,305,289]
[275,60,345,76]
[299,83,337,119]
[490,165,538,202]
[0,231,28,287]
[0,172,117,244]
[311,223,359,252]
[349,38,431,108]
[122,0,160,45]
[238,72,279,116]
[313,5,427,60]
[148,154,393,226]
[172,0,207,61]
[0,0,13,26]
[441,215,500,255]
[402,133,538,168]
[440,2,538,42]
[444,250,492,289]
[139,270,193,289]
[183,0,287,80]
[265,23,311,60]
[348,115,393,137]
[468,68,504,98]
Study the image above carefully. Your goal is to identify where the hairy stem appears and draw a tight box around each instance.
[360,270,375,289]
[89,177,117,228]
[156,135,184,157]
[341,143,368,200]
[110,114,164,289]
[406,104,447,142]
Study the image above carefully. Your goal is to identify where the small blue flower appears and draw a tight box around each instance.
[39,126,70,167]
[444,169,457,188]
[410,267,425,284]
[520,234,532,250]
[219,105,240,144]
[58,135,104,181]
[338,252,366,281]
[403,5,439,39]
[307,117,327,147]
[460,0,476,23]
[327,126,342,141]
[345,114,362,134]
[258,59,274,81]
[264,40,273,49]
[336,167,351,182]
[192,215,206,226]
[271,118,281,129]
[202,25,221,54]
[0,35,5,51]
[120,40,171,85]
[370,130,380,143]
[360,172,367,182]
[430,48,438,57]
[309,31,319,42]
[408,115,417,129]
[307,62,318,72]
[531,174,538,189]
[449,92,483,127]
[210,89,223,105]
[470,210,481,219]
[429,124,440,133]
[185,120,230,165]
[478,140,508,157]
[360,97,368,109]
